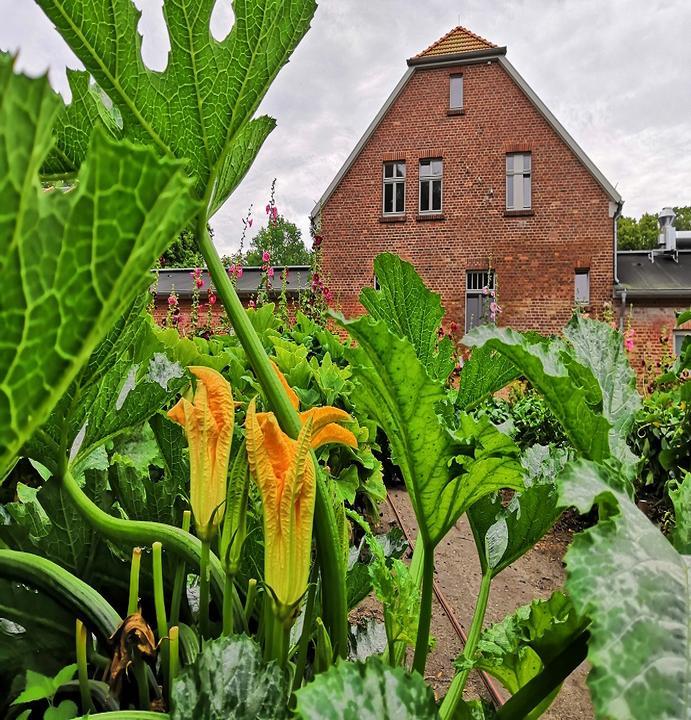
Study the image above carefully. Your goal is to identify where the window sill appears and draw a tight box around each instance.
[379,214,406,223]
[447,108,465,116]
[417,213,445,221]
[504,209,534,217]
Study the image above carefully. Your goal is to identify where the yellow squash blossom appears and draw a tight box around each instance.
[246,365,358,608]
[168,366,234,541]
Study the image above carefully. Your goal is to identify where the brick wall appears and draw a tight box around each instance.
[318,59,615,336]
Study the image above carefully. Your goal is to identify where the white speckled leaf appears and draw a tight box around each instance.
[559,459,691,720]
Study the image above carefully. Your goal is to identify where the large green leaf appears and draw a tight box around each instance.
[464,326,611,462]
[468,444,568,576]
[469,591,585,719]
[564,315,640,466]
[669,472,691,554]
[36,0,317,211]
[341,316,522,547]
[0,56,197,477]
[456,344,519,411]
[559,459,691,720]
[170,634,289,720]
[360,253,455,380]
[294,657,439,720]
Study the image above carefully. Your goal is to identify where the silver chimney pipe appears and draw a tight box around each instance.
[658,207,677,252]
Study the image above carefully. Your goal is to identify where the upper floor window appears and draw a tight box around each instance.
[465,270,496,333]
[574,269,590,304]
[419,158,443,214]
[506,153,532,210]
[449,74,463,110]
[383,161,405,215]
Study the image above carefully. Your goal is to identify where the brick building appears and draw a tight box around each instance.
[311,26,624,335]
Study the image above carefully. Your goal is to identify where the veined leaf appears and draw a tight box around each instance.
[470,591,585,719]
[360,253,455,379]
[171,634,289,720]
[669,473,691,554]
[36,0,317,212]
[564,315,640,466]
[340,316,522,547]
[468,444,569,576]
[294,657,438,720]
[559,459,691,720]
[0,56,197,477]
[456,344,519,411]
[463,326,611,462]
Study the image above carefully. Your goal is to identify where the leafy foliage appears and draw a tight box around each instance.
[244,215,311,266]
[36,0,317,214]
[455,344,519,412]
[559,459,691,720]
[0,55,197,476]
[171,634,289,720]
[359,253,455,380]
[294,657,439,720]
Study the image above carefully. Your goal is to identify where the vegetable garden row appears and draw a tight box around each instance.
[1,2,689,719]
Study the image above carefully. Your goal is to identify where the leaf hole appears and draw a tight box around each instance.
[134,0,170,72]
[211,0,235,42]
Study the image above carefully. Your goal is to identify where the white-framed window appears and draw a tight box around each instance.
[465,270,495,333]
[383,161,405,214]
[575,269,590,305]
[674,330,691,356]
[373,274,380,290]
[506,153,532,210]
[450,74,463,110]
[419,158,443,214]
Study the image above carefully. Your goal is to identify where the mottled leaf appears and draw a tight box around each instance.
[0,56,197,476]
[171,634,288,720]
[456,344,519,411]
[294,657,439,720]
[559,459,691,720]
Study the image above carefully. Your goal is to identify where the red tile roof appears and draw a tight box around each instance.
[415,26,497,58]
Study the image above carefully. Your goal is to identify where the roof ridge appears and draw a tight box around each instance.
[415,25,497,58]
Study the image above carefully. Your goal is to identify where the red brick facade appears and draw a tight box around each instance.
[315,33,619,336]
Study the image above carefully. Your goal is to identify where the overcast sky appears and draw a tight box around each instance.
[2,1,690,255]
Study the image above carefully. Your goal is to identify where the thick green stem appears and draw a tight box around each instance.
[76,619,93,714]
[495,631,590,720]
[152,542,169,640]
[199,539,211,640]
[412,543,435,675]
[61,469,225,605]
[244,578,258,625]
[168,625,179,705]
[0,549,120,639]
[132,658,149,711]
[128,547,142,616]
[195,216,348,657]
[263,597,290,667]
[439,570,493,719]
[222,573,235,636]
[170,511,191,627]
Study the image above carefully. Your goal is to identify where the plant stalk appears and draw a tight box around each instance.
[170,510,191,626]
[293,564,319,690]
[222,572,235,636]
[195,215,348,657]
[76,619,93,713]
[199,538,211,640]
[439,569,493,719]
[152,542,169,640]
[168,625,179,705]
[263,596,290,667]
[244,578,258,625]
[412,542,435,675]
[128,547,142,616]
[495,631,590,720]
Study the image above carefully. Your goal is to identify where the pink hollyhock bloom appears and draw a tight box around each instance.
[270,207,278,221]
[209,293,217,305]
[482,286,489,296]
[248,218,253,227]
[236,266,243,278]
[324,289,333,302]
[248,299,256,309]
[267,267,275,279]
[449,321,459,334]
[167,294,177,306]
[489,301,502,315]
[262,250,271,263]
[195,277,204,289]
[490,289,496,298]
[265,204,271,214]
[313,235,323,248]
[228,263,236,275]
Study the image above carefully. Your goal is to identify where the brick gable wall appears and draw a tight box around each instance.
[318,59,615,335]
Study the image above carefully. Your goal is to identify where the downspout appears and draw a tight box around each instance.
[612,200,626,330]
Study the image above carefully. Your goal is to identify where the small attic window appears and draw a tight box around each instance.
[449,74,463,111]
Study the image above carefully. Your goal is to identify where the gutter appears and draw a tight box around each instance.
[406,46,507,67]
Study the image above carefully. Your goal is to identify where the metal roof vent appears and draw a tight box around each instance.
[658,207,677,253]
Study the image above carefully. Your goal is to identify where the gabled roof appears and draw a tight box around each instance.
[617,251,691,299]
[414,26,497,58]
[311,27,622,218]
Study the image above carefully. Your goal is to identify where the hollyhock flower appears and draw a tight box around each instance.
[313,235,323,248]
[489,301,502,315]
[271,207,278,221]
[209,292,217,305]
[324,289,333,302]
[168,368,233,541]
[262,250,271,263]
[168,294,177,306]
[449,321,459,334]
[248,218,253,227]
[248,299,256,309]
[265,204,271,214]
[236,266,243,278]
[267,267,275,279]
[482,286,489,296]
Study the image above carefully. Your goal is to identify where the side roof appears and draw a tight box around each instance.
[310,27,621,218]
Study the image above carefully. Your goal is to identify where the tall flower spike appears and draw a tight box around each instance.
[168,367,234,541]
[246,398,316,608]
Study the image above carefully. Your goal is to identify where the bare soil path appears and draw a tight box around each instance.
[382,487,594,719]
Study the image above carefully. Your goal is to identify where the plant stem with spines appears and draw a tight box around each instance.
[439,570,493,719]
[195,215,348,657]
[412,542,435,675]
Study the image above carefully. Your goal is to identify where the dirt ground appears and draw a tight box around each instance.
[375,488,594,718]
